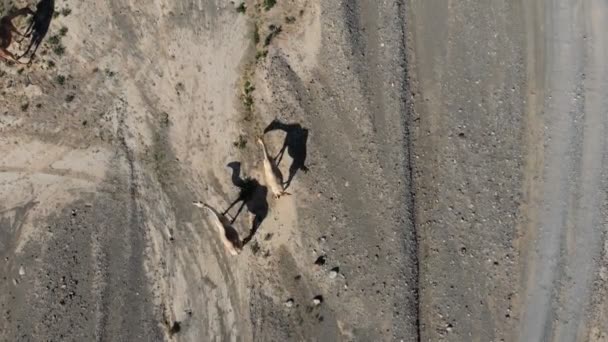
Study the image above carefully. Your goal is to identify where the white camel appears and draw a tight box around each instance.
[193,201,242,256]
[257,136,291,199]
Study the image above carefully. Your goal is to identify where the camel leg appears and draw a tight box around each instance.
[10,23,25,37]
[0,48,24,64]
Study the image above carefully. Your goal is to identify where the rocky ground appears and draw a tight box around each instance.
[1,0,607,341]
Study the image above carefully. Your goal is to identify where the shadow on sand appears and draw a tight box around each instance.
[223,161,268,246]
[263,119,309,190]
[19,0,54,62]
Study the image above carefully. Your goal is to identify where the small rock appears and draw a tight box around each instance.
[285,299,294,308]
[312,295,323,306]
[314,255,326,266]
[18,266,25,276]
[328,267,339,279]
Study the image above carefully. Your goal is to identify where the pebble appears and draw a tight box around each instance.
[312,295,323,306]
[18,266,25,276]
[285,299,294,308]
[329,267,339,279]
[314,255,326,266]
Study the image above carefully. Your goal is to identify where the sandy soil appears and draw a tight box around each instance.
[2,0,608,341]
[1,0,416,341]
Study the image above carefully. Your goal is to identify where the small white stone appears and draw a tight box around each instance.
[312,298,322,306]
[18,266,25,276]
[285,299,294,308]
[329,270,338,279]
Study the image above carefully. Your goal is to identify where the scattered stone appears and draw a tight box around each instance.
[312,295,323,306]
[285,299,294,308]
[168,321,181,335]
[446,323,453,332]
[18,266,25,276]
[314,255,326,266]
[329,267,339,279]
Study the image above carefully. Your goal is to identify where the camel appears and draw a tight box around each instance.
[0,7,32,63]
[257,136,291,199]
[193,201,242,256]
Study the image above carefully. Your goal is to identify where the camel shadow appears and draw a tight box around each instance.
[263,119,309,190]
[224,162,268,246]
[19,0,54,61]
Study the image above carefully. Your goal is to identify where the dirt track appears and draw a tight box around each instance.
[409,0,608,341]
[1,0,608,341]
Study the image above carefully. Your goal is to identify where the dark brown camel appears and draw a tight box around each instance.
[0,8,32,63]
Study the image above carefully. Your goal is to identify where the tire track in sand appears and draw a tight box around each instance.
[519,0,608,340]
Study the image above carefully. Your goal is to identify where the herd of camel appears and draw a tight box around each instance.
[194,134,296,256]
[0,0,54,64]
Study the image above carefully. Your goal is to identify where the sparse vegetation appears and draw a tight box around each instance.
[285,16,296,24]
[251,240,260,255]
[233,134,247,149]
[104,68,116,77]
[160,112,170,126]
[59,26,68,36]
[48,35,61,45]
[55,74,66,85]
[264,25,282,46]
[242,80,255,116]
[21,102,29,111]
[60,7,72,16]
[47,60,56,68]
[236,2,246,13]
[65,94,75,102]
[175,82,185,95]
[53,44,65,55]
[253,23,260,44]
[255,50,268,60]
[263,0,276,11]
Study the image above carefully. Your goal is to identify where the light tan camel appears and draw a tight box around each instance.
[193,201,242,256]
[257,136,291,199]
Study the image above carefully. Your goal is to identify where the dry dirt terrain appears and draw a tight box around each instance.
[1,0,607,341]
